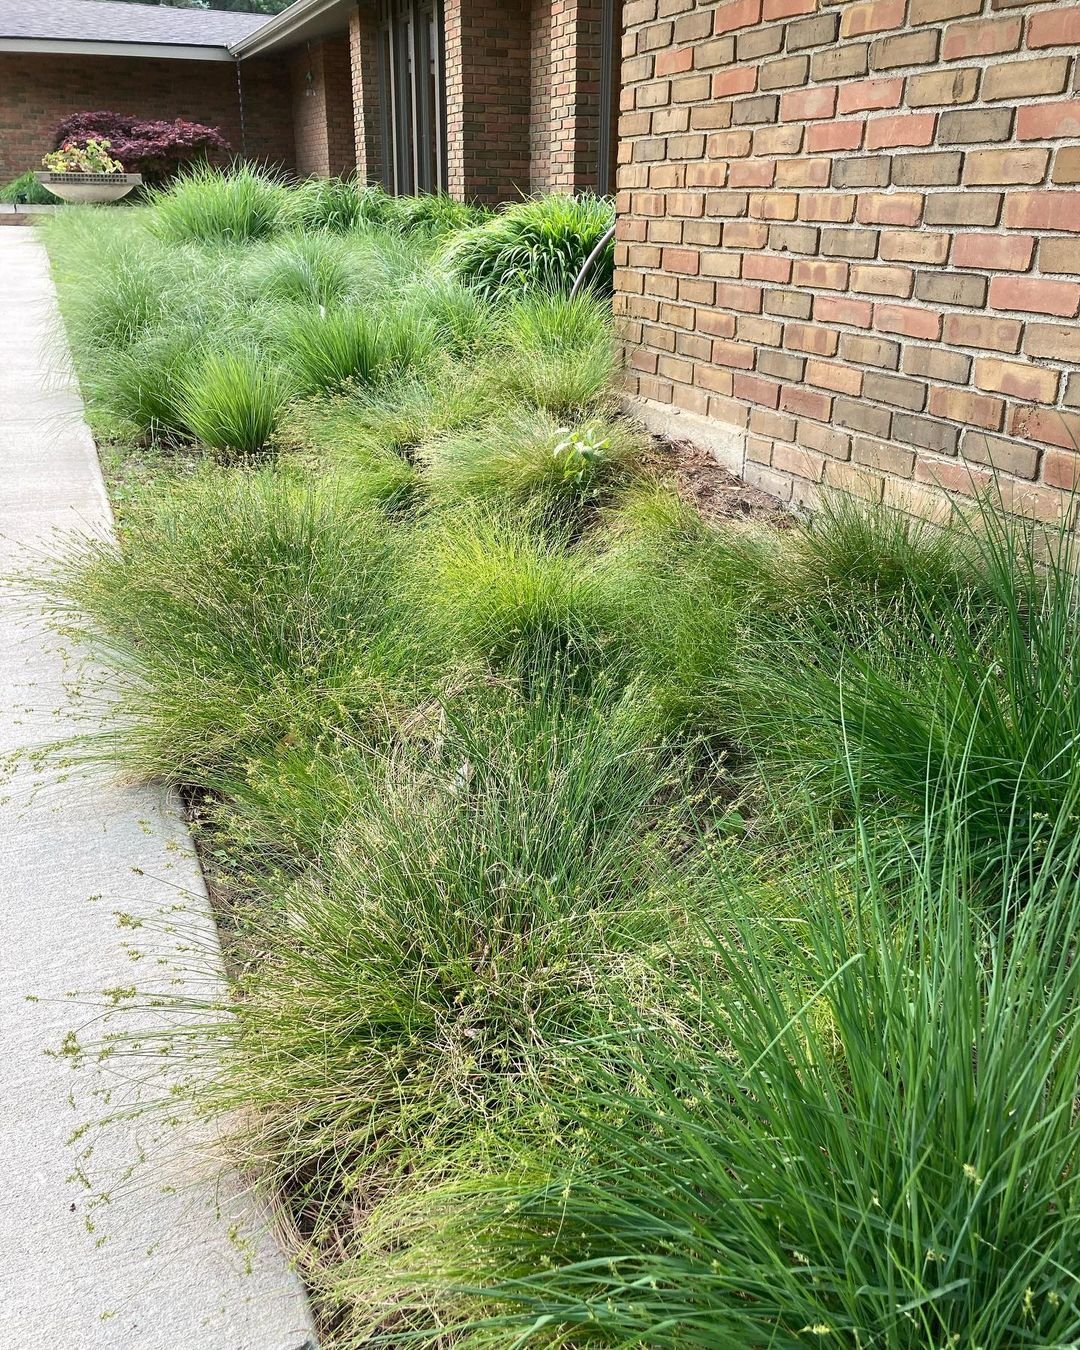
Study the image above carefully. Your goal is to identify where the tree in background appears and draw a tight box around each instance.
[99,0,292,14]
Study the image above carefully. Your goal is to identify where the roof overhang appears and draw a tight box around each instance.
[229,0,356,58]
[0,36,235,61]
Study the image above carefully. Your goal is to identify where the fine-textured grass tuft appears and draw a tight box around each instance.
[149,162,290,244]
[423,407,641,510]
[175,349,293,459]
[281,305,438,396]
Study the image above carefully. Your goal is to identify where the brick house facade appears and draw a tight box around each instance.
[613,0,1080,521]
[2,0,1076,519]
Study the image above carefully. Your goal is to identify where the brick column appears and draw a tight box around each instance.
[444,0,532,203]
[349,2,384,185]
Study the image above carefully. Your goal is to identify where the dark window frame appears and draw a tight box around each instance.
[377,0,447,196]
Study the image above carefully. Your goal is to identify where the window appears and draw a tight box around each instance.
[378,0,447,196]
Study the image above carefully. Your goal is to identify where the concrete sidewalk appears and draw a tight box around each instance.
[0,231,316,1346]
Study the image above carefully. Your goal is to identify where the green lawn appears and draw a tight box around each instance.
[39,169,1080,1347]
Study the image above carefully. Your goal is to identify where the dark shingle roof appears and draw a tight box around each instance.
[0,0,271,49]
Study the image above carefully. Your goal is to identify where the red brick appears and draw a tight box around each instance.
[742,253,793,283]
[815,295,874,328]
[952,234,1035,272]
[942,16,1022,60]
[874,303,942,340]
[1042,450,1080,490]
[1016,101,1080,142]
[975,358,1060,404]
[780,86,838,121]
[714,0,763,34]
[857,193,924,226]
[714,281,765,312]
[1003,193,1080,234]
[781,386,834,421]
[943,313,1023,353]
[806,121,864,152]
[799,193,856,223]
[928,386,1005,431]
[1010,407,1080,451]
[837,78,903,114]
[763,0,817,16]
[989,276,1080,318]
[865,114,936,150]
[662,247,701,275]
[1028,7,1080,49]
[713,67,758,97]
[793,258,850,290]
[733,372,782,407]
[840,0,906,37]
[784,323,839,356]
[656,47,694,76]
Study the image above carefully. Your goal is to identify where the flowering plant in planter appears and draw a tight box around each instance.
[42,138,125,175]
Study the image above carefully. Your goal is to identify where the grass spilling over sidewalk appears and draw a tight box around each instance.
[39,170,1080,1347]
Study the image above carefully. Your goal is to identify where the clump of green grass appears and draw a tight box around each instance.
[286,176,372,234]
[378,816,1080,1348]
[736,510,1078,884]
[423,407,641,510]
[281,305,438,396]
[390,192,489,240]
[43,470,417,785]
[198,681,699,1257]
[0,170,59,205]
[445,193,615,300]
[484,291,619,419]
[149,163,289,244]
[412,505,624,684]
[239,233,366,309]
[175,349,292,459]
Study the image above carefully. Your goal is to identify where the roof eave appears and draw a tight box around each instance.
[0,35,235,61]
[228,0,353,58]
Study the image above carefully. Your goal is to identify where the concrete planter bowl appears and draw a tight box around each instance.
[35,171,142,205]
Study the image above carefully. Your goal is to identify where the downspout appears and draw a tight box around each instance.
[234,56,249,161]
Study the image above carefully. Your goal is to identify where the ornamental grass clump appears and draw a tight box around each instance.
[198,680,700,1255]
[422,407,641,511]
[42,470,415,787]
[445,193,615,300]
[375,814,1080,1348]
[149,162,289,244]
[735,508,1080,886]
[239,233,367,310]
[175,348,292,459]
[282,304,439,396]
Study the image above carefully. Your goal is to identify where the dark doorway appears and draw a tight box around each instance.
[377,0,446,195]
[597,0,623,194]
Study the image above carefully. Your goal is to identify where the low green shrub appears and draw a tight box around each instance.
[445,193,615,301]
[390,192,489,240]
[149,162,289,244]
[382,821,1080,1348]
[175,348,292,459]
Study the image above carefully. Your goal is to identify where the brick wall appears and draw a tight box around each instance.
[0,52,294,182]
[290,34,357,178]
[445,0,534,202]
[616,0,1080,522]
[530,0,624,193]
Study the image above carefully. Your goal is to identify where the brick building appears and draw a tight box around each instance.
[1,0,1077,518]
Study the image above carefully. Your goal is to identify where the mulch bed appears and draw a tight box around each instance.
[642,436,796,530]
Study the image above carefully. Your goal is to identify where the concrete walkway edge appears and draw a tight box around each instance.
[0,230,317,1348]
